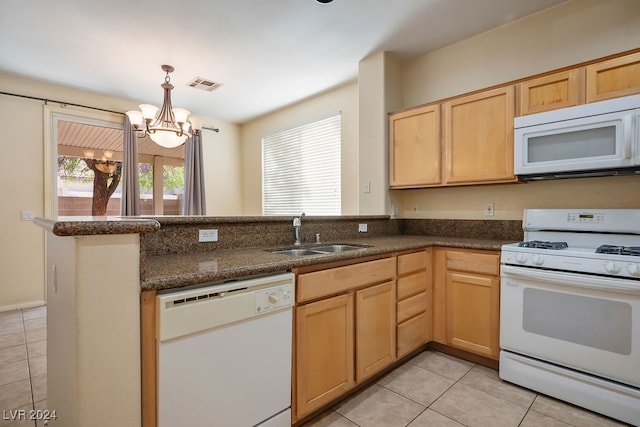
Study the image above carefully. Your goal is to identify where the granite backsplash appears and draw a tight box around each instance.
[141,216,522,257]
[403,219,523,242]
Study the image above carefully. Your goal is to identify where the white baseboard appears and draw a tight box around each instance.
[0,300,46,313]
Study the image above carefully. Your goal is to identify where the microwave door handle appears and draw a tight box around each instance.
[623,115,633,159]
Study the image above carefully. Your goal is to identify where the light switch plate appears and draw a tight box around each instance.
[21,210,35,221]
[358,223,368,232]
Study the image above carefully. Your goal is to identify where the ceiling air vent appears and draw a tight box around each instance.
[187,77,222,92]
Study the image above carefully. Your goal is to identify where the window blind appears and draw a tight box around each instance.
[263,114,341,215]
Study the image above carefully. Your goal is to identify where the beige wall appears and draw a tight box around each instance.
[394,0,640,220]
[202,121,243,215]
[0,73,240,308]
[0,90,45,309]
[241,82,359,215]
[358,52,403,215]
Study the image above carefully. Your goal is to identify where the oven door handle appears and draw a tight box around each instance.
[501,265,640,296]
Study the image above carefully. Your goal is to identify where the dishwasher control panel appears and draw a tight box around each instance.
[255,284,294,313]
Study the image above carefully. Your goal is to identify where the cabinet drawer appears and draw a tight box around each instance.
[397,271,428,300]
[445,250,499,276]
[398,251,428,275]
[397,312,430,358]
[297,257,396,303]
[397,291,427,324]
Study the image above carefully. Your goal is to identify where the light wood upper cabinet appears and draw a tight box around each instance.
[389,105,441,188]
[444,86,517,184]
[356,281,396,382]
[586,52,640,103]
[295,293,354,419]
[519,69,582,115]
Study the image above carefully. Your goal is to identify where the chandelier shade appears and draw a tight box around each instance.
[126,65,202,149]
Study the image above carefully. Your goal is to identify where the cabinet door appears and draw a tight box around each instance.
[519,69,581,115]
[586,52,640,103]
[356,281,396,382]
[389,105,441,188]
[295,294,354,418]
[444,86,516,184]
[445,272,499,359]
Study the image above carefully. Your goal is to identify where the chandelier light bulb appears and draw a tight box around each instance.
[125,110,144,127]
[139,104,159,120]
[150,130,188,148]
[172,108,190,124]
[189,116,203,132]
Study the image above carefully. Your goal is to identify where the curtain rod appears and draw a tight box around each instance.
[0,90,220,132]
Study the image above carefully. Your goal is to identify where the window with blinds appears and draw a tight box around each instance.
[262,114,341,215]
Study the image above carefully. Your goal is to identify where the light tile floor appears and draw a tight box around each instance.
[0,308,631,427]
[304,351,631,427]
[0,306,47,427]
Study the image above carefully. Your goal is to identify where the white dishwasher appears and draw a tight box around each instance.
[156,272,295,427]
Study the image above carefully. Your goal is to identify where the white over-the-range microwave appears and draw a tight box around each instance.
[514,93,640,180]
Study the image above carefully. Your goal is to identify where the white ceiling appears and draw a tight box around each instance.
[0,0,565,124]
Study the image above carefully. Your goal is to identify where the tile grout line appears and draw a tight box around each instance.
[22,308,37,413]
[421,364,476,427]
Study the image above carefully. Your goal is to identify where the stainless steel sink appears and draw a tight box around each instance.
[312,244,367,253]
[271,248,325,256]
[270,244,369,256]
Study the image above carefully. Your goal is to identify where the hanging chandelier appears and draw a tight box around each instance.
[126,65,202,149]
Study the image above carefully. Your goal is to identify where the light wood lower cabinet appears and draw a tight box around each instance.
[356,281,396,382]
[433,248,500,360]
[396,250,431,358]
[295,293,355,418]
[294,257,396,421]
[445,272,499,359]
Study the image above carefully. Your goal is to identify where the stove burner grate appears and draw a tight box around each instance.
[595,245,640,256]
[517,240,569,250]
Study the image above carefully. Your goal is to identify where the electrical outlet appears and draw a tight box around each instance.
[358,223,368,233]
[363,180,371,193]
[484,203,495,217]
[199,229,218,242]
[411,204,418,215]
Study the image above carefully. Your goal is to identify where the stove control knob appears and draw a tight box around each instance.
[532,255,544,266]
[605,261,620,274]
[627,263,640,276]
[515,254,528,264]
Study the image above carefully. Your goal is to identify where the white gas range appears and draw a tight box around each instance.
[499,209,640,426]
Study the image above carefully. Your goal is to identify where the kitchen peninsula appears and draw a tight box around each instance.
[35,215,521,427]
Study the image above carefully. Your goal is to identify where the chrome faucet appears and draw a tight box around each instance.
[293,212,305,245]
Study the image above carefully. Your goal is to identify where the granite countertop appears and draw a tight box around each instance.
[142,235,515,292]
[34,216,160,236]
